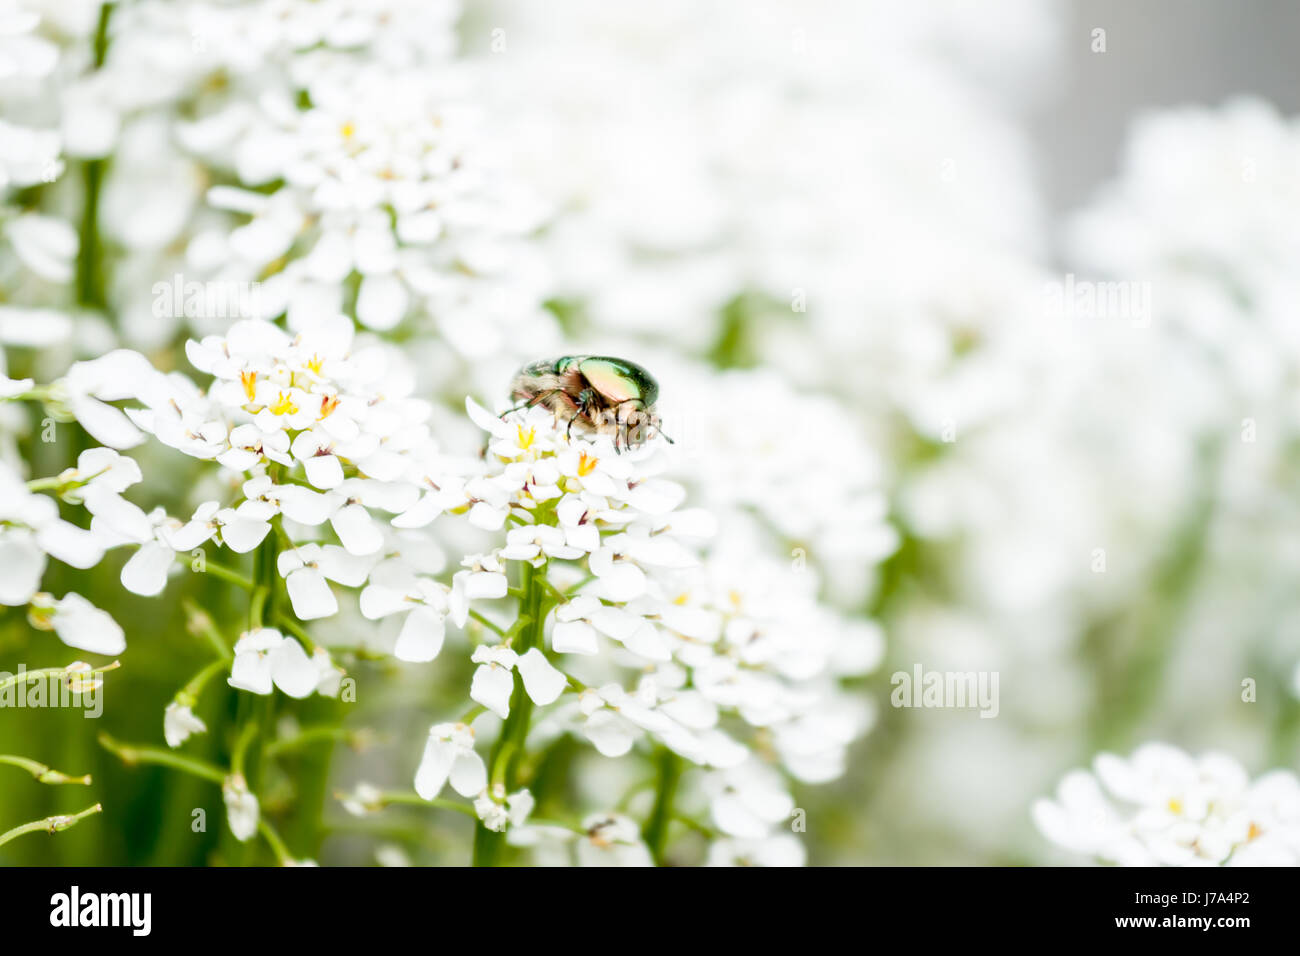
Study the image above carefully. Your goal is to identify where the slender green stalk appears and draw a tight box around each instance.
[187,557,256,593]
[258,819,293,865]
[180,658,228,702]
[0,754,92,785]
[98,732,225,784]
[643,747,684,865]
[267,724,370,757]
[183,600,234,660]
[0,803,102,848]
[0,660,120,693]
[359,790,477,817]
[468,609,506,637]
[473,560,548,866]
[74,2,114,312]
[229,719,259,780]
[273,612,317,652]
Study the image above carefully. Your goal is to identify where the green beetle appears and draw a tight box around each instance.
[508,355,671,450]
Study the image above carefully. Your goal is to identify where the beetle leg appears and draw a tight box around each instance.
[502,389,565,421]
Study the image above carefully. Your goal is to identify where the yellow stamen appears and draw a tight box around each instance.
[1247,822,1262,841]
[672,593,690,606]
[340,121,355,140]
[577,451,598,476]
[319,394,341,419]
[269,391,299,416]
[306,353,325,376]
[239,369,257,402]
[1167,798,1183,815]
[516,424,536,450]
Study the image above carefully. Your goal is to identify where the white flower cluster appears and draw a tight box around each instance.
[47,316,458,718]
[406,400,883,860]
[0,447,161,656]
[61,0,557,372]
[1034,743,1300,866]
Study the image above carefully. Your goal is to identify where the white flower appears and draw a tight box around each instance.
[0,463,106,599]
[4,213,76,281]
[469,645,566,719]
[276,543,373,621]
[706,834,806,867]
[469,645,517,719]
[116,502,221,597]
[706,761,797,839]
[576,814,653,867]
[359,560,449,663]
[30,592,126,656]
[228,628,327,699]
[339,782,385,818]
[0,120,61,190]
[448,552,508,628]
[163,700,207,749]
[1034,743,1300,866]
[414,722,487,801]
[62,351,164,450]
[474,786,535,833]
[0,529,45,605]
[222,774,259,843]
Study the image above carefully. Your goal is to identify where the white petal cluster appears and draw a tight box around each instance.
[227,627,340,699]
[414,722,487,801]
[664,365,898,603]
[1034,743,1300,866]
[508,813,654,868]
[433,400,884,857]
[163,700,207,749]
[83,319,458,631]
[222,773,260,842]
[0,455,133,655]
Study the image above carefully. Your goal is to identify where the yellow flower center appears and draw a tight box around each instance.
[577,451,598,476]
[340,121,355,140]
[305,353,325,376]
[1247,822,1262,841]
[239,369,258,402]
[270,391,299,416]
[1167,798,1183,815]
[516,424,536,450]
[319,394,341,419]
[672,592,690,606]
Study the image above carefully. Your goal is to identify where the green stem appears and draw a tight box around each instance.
[366,790,477,817]
[180,658,228,702]
[472,560,547,866]
[258,819,294,865]
[73,2,114,312]
[643,747,684,866]
[0,754,92,785]
[0,660,120,693]
[182,600,234,660]
[188,557,255,593]
[230,717,259,780]
[467,609,506,638]
[266,725,367,757]
[249,587,269,629]
[273,612,317,653]
[0,803,102,848]
[98,733,226,784]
